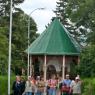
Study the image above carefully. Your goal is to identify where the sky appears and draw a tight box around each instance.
[18,0,57,33]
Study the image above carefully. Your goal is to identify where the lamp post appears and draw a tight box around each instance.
[8,0,12,95]
[27,8,45,77]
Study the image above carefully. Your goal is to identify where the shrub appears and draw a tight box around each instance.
[0,76,15,95]
[82,78,95,95]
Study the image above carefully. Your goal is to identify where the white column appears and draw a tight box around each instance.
[27,15,30,78]
[8,0,13,95]
[30,56,32,76]
[78,56,80,65]
[43,55,47,95]
[62,56,65,80]
[44,55,47,81]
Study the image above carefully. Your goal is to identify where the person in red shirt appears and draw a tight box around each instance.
[48,74,57,95]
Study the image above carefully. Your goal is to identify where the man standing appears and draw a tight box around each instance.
[61,74,71,95]
[70,76,82,95]
[12,75,22,95]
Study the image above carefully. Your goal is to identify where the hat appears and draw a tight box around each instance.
[75,77,79,80]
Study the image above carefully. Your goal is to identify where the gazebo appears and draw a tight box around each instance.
[26,18,81,81]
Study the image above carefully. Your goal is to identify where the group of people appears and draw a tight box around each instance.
[12,74,82,95]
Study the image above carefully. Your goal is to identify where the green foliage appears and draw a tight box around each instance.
[82,78,95,95]
[54,0,69,24]
[0,27,8,75]
[0,0,24,16]
[10,11,37,75]
[0,76,15,95]
[66,0,95,45]
[54,0,84,44]
[76,45,95,77]
[87,31,95,44]
[55,0,95,45]
[0,75,27,95]
[0,1,38,75]
[55,0,95,78]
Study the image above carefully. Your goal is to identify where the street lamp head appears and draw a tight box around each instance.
[38,8,45,10]
[29,7,45,15]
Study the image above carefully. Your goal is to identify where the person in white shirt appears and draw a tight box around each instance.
[70,76,82,95]
[24,76,36,95]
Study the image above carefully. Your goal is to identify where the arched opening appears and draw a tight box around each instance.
[47,65,56,79]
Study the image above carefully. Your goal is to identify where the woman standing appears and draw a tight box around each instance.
[25,76,35,95]
[48,75,57,95]
[36,77,45,95]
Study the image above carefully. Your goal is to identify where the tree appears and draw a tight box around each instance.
[66,0,95,45]
[0,1,38,75]
[0,27,8,74]
[55,0,95,78]
[87,32,95,45]
[11,10,38,74]
[54,0,95,45]
[0,0,24,16]
[54,0,82,44]
[77,45,95,77]
[54,0,69,25]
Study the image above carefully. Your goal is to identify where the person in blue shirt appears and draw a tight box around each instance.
[61,74,72,95]
[63,74,71,87]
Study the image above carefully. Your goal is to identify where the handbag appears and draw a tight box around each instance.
[61,85,70,92]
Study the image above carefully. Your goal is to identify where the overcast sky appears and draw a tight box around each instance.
[18,0,57,33]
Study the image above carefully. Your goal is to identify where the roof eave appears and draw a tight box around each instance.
[26,52,80,56]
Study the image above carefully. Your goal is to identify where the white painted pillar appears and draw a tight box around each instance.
[30,56,32,76]
[8,0,13,94]
[44,55,47,81]
[78,56,80,65]
[62,56,65,80]
[44,55,47,95]
[27,53,30,77]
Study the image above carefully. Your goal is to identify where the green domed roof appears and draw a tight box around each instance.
[26,18,81,55]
